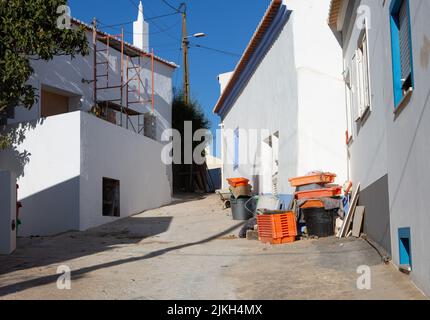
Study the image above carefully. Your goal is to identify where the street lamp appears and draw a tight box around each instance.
[190,33,206,38]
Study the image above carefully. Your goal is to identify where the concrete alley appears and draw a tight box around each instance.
[0,194,425,300]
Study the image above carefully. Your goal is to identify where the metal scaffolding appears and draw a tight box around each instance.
[92,19,155,135]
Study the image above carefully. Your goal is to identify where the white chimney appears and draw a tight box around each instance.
[133,1,149,52]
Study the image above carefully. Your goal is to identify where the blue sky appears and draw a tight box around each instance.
[69,0,271,155]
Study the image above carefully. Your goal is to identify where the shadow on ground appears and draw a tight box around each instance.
[0,216,173,277]
[0,206,244,297]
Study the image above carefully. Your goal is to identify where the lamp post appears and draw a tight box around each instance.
[181,3,206,105]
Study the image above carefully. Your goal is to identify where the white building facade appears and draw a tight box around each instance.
[329,0,430,296]
[0,7,177,236]
[214,0,347,207]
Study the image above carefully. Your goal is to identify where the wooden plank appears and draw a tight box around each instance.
[337,183,360,238]
[352,206,365,238]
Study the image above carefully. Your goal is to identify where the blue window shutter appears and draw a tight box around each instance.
[390,10,403,107]
[406,0,415,89]
[234,128,239,170]
[399,1,411,81]
[390,0,414,109]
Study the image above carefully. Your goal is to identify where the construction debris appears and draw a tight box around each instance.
[217,173,365,247]
[352,206,365,238]
[225,178,257,221]
[338,183,360,238]
[216,189,231,210]
[289,172,344,238]
[246,229,259,241]
[239,217,257,238]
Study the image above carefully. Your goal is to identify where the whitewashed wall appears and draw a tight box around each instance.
[289,0,347,183]
[338,0,430,297]
[0,113,81,236]
[9,29,175,143]
[384,0,430,298]
[0,111,172,236]
[221,15,299,201]
[79,112,172,230]
[220,0,346,203]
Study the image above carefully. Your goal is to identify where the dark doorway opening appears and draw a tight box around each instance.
[103,178,120,217]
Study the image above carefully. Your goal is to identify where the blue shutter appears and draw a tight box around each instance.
[390,0,414,109]
[390,2,403,107]
[399,0,411,81]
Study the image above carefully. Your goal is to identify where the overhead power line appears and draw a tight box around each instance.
[97,12,179,29]
[193,44,241,58]
[98,19,181,36]
[160,0,181,13]
[127,0,181,42]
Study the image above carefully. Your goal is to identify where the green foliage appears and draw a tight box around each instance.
[172,91,210,134]
[0,133,11,150]
[172,91,211,192]
[0,0,89,116]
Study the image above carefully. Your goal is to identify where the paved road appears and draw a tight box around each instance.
[0,194,426,300]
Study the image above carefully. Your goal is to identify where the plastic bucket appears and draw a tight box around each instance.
[303,208,336,237]
[230,196,255,221]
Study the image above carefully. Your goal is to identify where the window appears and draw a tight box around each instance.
[233,128,239,171]
[390,0,414,109]
[41,89,69,118]
[351,30,371,123]
[103,178,120,217]
[357,32,371,116]
[347,26,371,139]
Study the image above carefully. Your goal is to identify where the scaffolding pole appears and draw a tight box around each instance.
[92,17,156,135]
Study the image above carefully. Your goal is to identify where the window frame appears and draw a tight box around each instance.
[357,30,372,117]
[390,0,414,110]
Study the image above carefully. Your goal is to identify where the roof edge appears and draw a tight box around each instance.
[213,0,283,115]
[71,18,178,69]
[328,0,344,27]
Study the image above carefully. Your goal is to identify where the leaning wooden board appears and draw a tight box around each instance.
[337,183,360,238]
[352,206,365,238]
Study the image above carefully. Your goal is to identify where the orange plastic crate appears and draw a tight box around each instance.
[259,236,296,245]
[299,199,325,209]
[288,173,336,187]
[257,212,297,243]
[295,186,342,200]
[226,177,250,188]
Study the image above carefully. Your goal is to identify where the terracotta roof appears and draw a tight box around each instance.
[213,0,283,114]
[328,0,344,26]
[71,18,178,69]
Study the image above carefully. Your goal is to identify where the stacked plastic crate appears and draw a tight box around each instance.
[289,172,342,238]
[257,211,298,244]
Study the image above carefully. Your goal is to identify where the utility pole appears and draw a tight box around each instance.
[181,4,190,105]
[92,17,98,109]
[179,3,205,106]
